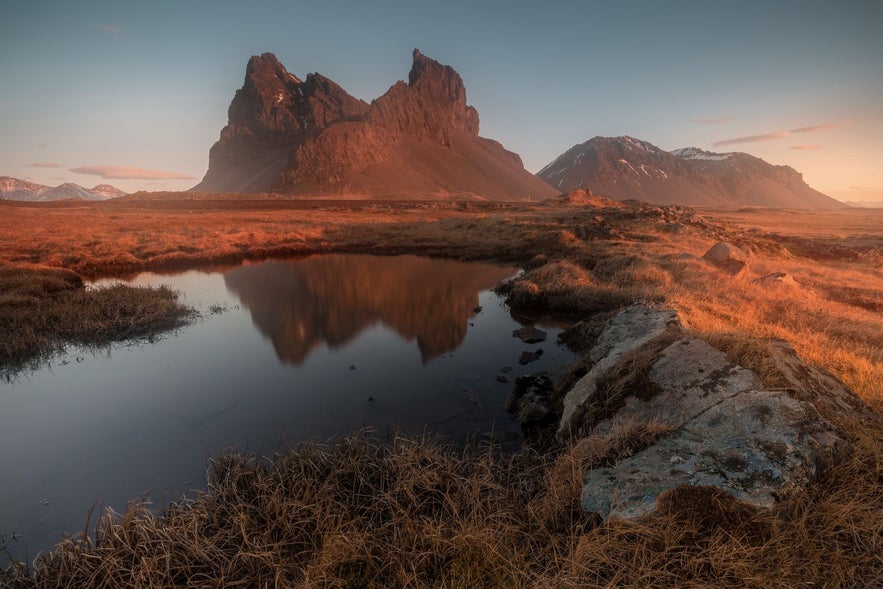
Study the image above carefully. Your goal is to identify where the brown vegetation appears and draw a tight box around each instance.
[1,196,882,586]
[0,262,192,375]
[3,425,881,588]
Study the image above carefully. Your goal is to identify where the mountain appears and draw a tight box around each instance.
[537,136,846,209]
[0,177,126,201]
[195,50,557,200]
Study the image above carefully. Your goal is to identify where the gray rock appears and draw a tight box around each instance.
[589,337,762,437]
[754,272,799,288]
[513,326,548,343]
[559,304,680,437]
[506,373,554,424]
[702,242,750,275]
[563,304,855,520]
[582,389,846,518]
[518,349,544,365]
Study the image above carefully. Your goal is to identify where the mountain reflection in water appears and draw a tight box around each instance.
[224,254,517,364]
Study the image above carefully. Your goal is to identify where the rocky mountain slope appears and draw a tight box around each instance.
[537,136,846,209]
[0,176,126,201]
[195,50,557,200]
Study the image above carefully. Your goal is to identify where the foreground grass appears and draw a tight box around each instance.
[3,424,882,588]
[0,263,192,375]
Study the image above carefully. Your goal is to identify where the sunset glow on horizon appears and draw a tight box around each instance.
[1,0,881,202]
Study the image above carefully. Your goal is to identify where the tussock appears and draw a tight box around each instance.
[0,263,192,374]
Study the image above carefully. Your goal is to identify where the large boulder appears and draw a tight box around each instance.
[702,242,750,275]
[565,304,856,520]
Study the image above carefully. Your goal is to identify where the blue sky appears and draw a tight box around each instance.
[1,0,881,201]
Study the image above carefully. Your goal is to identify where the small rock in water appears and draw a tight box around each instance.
[473,305,483,313]
[518,349,544,365]
[501,366,513,373]
[506,373,554,424]
[513,326,548,344]
[496,374,510,384]
[366,396,375,402]
[349,365,357,370]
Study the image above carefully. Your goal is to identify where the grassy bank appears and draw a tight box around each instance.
[0,263,192,376]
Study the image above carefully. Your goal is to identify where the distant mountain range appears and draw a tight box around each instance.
[537,136,846,209]
[0,176,126,202]
[194,50,556,201]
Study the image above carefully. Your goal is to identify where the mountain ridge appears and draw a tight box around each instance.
[537,136,846,209]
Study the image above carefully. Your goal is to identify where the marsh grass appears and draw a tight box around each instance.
[0,263,192,374]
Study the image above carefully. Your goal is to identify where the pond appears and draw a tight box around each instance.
[0,254,576,561]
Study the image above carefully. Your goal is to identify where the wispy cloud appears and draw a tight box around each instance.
[790,144,820,150]
[692,117,733,124]
[28,161,64,168]
[70,165,195,180]
[713,123,834,147]
[96,24,125,34]
[791,124,834,134]
[712,131,790,146]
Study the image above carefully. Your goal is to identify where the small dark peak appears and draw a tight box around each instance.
[413,48,422,59]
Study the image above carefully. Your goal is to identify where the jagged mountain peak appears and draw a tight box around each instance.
[195,50,552,200]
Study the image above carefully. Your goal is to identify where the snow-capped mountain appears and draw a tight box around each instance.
[0,177,127,201]
[537,136,846,209]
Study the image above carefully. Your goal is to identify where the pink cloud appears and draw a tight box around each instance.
[790,124,834,134]
[692,117,733,124]
[69,165,195,180]
[790,145,820,150]
[712,131,790,146]
[713,123,834,147]
[28,162,64,168]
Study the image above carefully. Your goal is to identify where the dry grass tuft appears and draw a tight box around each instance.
[0,263,192,374]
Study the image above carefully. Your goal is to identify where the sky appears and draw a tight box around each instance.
[1,0,881,202]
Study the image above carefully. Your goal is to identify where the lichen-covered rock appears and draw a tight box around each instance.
[565,304,856,520]
[582,388,848,519]
[558,304,680,437]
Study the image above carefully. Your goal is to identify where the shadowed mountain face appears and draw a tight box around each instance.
[195,50,557,201]
[537,136,846,209]
[223,255,516,364]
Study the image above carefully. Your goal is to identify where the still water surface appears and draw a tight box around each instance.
[0,254,574,560]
